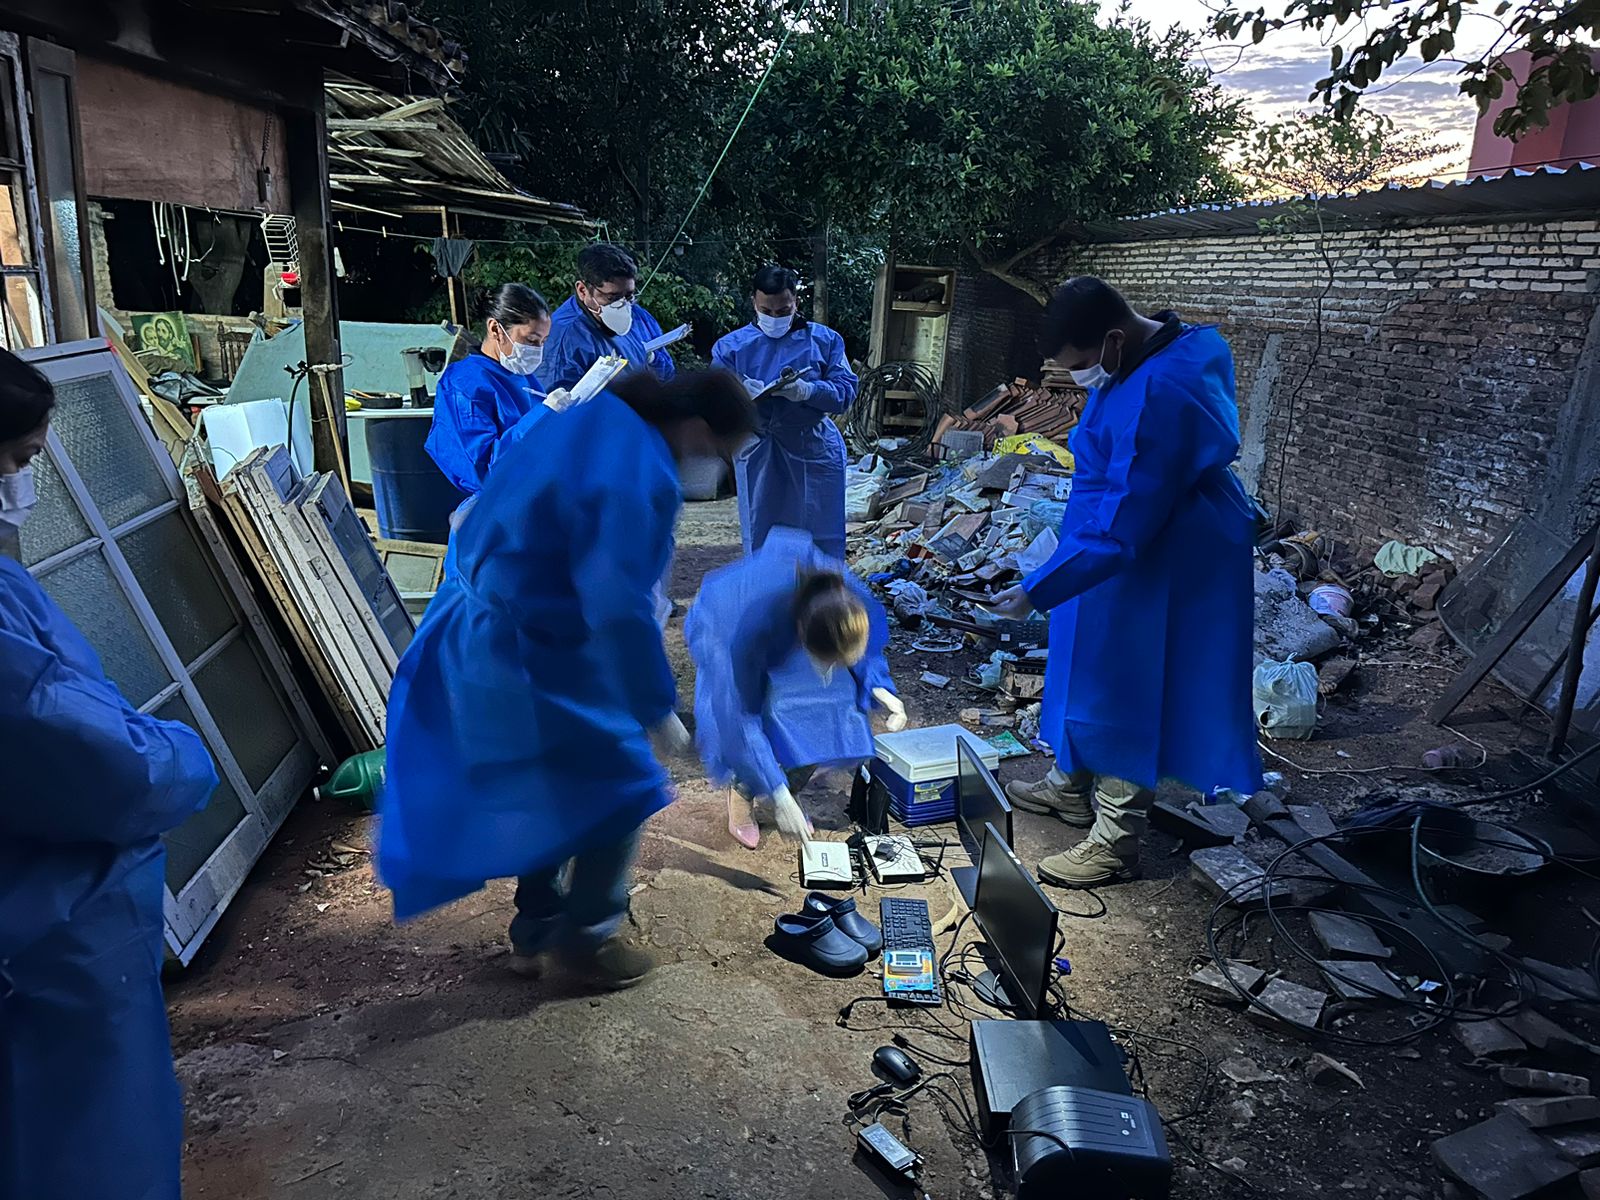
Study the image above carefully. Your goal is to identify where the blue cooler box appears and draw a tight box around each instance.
[870,725,1003,828]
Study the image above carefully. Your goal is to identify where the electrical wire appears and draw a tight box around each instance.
[639,19,798,295]
[847,361,943,459]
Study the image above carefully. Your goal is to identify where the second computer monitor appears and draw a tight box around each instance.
[957,737,1012,851]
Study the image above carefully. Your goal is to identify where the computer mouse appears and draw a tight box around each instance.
[873,1045,921,1087]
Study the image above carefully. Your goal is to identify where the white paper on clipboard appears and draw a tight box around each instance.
[569,354,629,406]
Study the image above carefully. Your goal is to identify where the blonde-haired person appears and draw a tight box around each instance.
[686,527,905,849]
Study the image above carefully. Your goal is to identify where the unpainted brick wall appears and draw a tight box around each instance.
[1000,218,1600,566]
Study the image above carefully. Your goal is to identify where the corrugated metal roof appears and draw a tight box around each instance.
[325,77,592,229]
[1061,161,1600,244]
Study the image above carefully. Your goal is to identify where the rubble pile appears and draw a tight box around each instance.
[929,373,1086,453]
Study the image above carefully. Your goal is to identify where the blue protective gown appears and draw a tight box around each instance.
[685,527,893,797]
[425,349,548,495]
[632,304,677,381]
[1022,324,1261,797]
[711,322,858,559]
[0,557,219,1200]
[537,295,655,392]
[378,390,681,921]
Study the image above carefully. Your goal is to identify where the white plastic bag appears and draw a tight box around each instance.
[1253,658,1319,740]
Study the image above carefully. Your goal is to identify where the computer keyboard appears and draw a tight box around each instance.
[879,897,943,1006]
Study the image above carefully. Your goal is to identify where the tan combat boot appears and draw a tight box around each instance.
[1037,837,1137,888]
[1005,774,1094,827]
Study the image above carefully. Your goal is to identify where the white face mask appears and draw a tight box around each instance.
[756,311,794,339]
[498,340,543,376]
[598,298,634,336]
[1068,334,1121,392]
[0,465,37,534]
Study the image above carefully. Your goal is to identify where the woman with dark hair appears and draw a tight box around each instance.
[379,370,756,989]
[686,527,904,849]
[712,264,858,558]
[425,282,557,497]
[0,349,219,1200]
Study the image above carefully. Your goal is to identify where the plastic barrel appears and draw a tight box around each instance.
[365,416,463,543]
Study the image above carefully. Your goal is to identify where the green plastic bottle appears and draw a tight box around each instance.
[320,749,386,811]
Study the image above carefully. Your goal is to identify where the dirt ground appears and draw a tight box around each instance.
[170,498,1600,1200]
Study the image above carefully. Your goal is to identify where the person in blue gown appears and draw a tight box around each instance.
[712,265,858,559]
[686,527,904,850]
[0,349,220,1200]
[378,370,756,988]
[987,278,1261,888]
[538,242,657,391]
[425,282,555,497]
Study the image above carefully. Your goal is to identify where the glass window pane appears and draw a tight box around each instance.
[3,274,44,349]
[34,70,89,343]
[153,692,246,894]
[35,547,168,707]
[17,446,90,566]
[0,174,32,266]
[119,510,235,665]
[192,635,298,792]
[48,370,169,527]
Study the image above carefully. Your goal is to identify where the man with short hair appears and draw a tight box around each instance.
[987,277,1261,887]
[712,264,858,558]
[539,242,656,391]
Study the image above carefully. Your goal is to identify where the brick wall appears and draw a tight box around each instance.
[942,266,1045,411]
[991,217,1600,566]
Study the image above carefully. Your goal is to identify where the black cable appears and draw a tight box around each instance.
[1453,739,1600,807]
[847,361,942,460]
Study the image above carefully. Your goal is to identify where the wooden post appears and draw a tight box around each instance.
[440,206,468,327]
[284,94,345,475]
[811,219,830,327]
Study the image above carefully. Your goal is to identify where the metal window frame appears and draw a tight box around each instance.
[21,339,320,963]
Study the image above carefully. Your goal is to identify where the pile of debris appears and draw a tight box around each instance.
[930,373,1086,454]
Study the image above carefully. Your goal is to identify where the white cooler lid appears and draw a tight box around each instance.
[874,724,1002,782]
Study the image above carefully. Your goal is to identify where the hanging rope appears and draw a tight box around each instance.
[640,20,797,294]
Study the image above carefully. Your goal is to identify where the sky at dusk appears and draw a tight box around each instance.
[1100,0,1501,177]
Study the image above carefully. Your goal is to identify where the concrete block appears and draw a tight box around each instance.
[1432,1114,1576,1200]
[1496,1095,1600,1128]
[1498,1068,1591,1097]
[1188,960,1265,1004]
[1550,1130,1600,1168]
[1308,911,1393,960]
[1247,978,1328,1032]
[1190,846,1289,906]
[1504,1010,1600,1054]
[1318,959,1407,1002]
[1287,803,1338,840]
[1452,1020,1527,1060]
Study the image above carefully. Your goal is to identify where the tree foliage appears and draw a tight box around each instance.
[738,0,1243,303]
[1241,106,1453,196]
[1210,0,1600,141]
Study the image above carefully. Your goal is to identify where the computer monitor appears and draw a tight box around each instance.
[953,739,1013,905]
[972,822,1060,1019]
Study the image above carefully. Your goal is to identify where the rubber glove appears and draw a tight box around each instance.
[542,387,575,412]
[649,713,691,761]
[984,584,1036,621]
[778,378,815,403]
[872,687,907,732]
[770,784,812,845]
[742,377,766,398]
